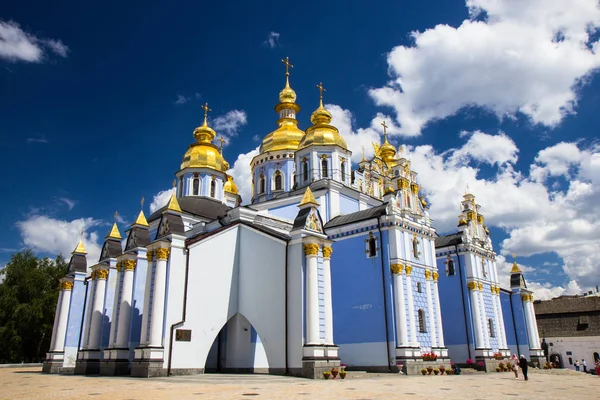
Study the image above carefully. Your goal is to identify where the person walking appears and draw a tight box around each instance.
[519,354,529,381]
[575,360,580,372]
[511,354,519,379]
[582,359,587,373]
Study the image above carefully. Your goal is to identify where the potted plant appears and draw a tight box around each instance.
[466,358,475,367]
[439,365,446,375]
[331,367,339,378]
[446,369,454,375]
[477,361,485,371]
[339,369,347,379]
[498,362,504,371]
[427,366,434,375]
[496,367,501,372]
[493,352,503,360]
[323,370,331,379]
[433,368,440,375]
[421,368,427,375]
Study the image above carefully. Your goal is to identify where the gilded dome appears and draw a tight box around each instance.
[223,175,239,194]
[279,81,297,104]
[260,119,305,153]
[298,100,347,150]
[380,136,397,163]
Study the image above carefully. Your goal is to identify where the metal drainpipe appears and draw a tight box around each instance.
[377,215,392,372]
[77,276,91,351]
[455,244,472,361]
[167,243,190,376]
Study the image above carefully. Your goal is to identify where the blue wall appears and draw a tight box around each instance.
[339,194,359,215]
[65,272,87,348]
[501,291,530,358]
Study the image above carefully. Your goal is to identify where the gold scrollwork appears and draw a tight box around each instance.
[116,261,122,272]
[304,243,320,256]
[62,281,74,291]
[123,259,137,271]
[467,281,478,291]
[95,269,109,280]
[411,183,419,194]
[432,272,439,282]
[90,270,96,280]
[147,250,154,262]
[521,294,533,302]
[405,265,413,276]
[490,285,496,294]
[322,246,333,259]
[390,263,404,275]
[477,282,483,291]
[425,270,432,280]
[155,248,171,260]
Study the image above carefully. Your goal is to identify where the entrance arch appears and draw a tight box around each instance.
[204,313,270,373]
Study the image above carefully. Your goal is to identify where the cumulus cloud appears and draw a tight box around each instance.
[327,104,381,163]
[212,110,248,144]
[227,146,260,205]
[16,215,103,264]
[0,20,68,62]
[452,130,519,166]
[264,32,280,48]
[149,188,175,214]
[369,0,600,135]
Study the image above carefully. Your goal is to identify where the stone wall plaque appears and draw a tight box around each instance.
[175,329,192,342]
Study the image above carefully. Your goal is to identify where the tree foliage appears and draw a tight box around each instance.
[0,250,68,363]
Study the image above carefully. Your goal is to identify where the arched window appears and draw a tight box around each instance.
[446,257,455,276]
[302,160,309,182]
[412,235,420,258]
[481,258,487,277]
[418,309,426,332]
[193,178,199,196]
[321,158,328,178]
[366,232,377,258]
[417,282,422,293]
[274,171,283,191]
[488,318,495,337]
[341,161,346,181]
[178,177,184,197]
[259,174,266,194]
[210,179,216,197]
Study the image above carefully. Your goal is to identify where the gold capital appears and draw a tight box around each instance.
[425,270,432,280]
[405,265,413,276]
[95,269,109,280]
[322,246,333,259]
[155,248,171,260]
[390,263,404,275]
[467,281,478,291]
[304,243,320,256]
[433,272,439,282]
[123,259,137,271]
[116,261,122,272]
[62,281,74,291]
[477,282,483,291]
[147,250,154,262]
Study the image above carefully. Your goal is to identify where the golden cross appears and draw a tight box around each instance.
[140,196,145,209]
[512,253,516,259]
[114,210,119,222]
[316,82,325,101]
[217,137,226,154]
[201,102,212,124]
[381,120,388,135]
[281,57,293,76]
[80,227,84,239]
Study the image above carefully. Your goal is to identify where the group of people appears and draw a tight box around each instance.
[574,359,587,372]
[507,354,530,381]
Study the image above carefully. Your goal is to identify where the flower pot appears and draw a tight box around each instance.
[323,372,331,379]
[421,370,427,375]
[339,372,347,379]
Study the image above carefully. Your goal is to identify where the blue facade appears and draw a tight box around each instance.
[501,291,530,358]
[129,256,148,351]
[65,272,87,348]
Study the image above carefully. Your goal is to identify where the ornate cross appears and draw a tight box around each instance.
[172,179,177,188]
[281,57,293,76]
[217,136,226,154]
[316,82,326,101]
[141,196,145,209]
[381,120,388,135]
[201,102,212,124]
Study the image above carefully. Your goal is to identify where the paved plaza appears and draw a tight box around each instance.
[1,367,598,400]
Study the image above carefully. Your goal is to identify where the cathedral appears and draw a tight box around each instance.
[43,58,544,378]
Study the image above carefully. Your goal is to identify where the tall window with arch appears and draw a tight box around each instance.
[446,255,456,276]
[193,176,200,196]
[366,232,377,258]
[488,318,495,337]
[274,170,283,191]
[210,178,216,198]
[259,174,266,194]
[481,258,487,278]
[418,309,426,332]
[321,158,328,178]
[341,161,346,181]
[412,234,420,259]
[416,281,422,293]
[302,159,309,182]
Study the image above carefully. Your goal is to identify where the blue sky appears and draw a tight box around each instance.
[1,0,600,298]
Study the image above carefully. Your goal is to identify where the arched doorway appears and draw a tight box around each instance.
[204,313,270,373]
[549,353,563,368]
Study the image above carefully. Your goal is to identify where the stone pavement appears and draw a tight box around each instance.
[1,367,598,400]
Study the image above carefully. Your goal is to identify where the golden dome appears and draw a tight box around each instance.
[298,83,348,150]
[224,175,239,194]
[181,103,230,172]
[279,79,297,104]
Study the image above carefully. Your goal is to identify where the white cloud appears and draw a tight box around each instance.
[369,0,600,135]
[264,32,280,48]
[149,188,175,214]
[175,94,191,105]
[327,104,381,164]
[530,142,584,181]
[0,20,68,62]
[16,215,103,264]
[58,197,76,211]
[227,147,259,205]
[451,130,519,166]
[212,110,248,144]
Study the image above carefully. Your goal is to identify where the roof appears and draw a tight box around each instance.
[149,196,231,222]
[534,296,600,315]
[435,232,463,248]
[324,204,388,229]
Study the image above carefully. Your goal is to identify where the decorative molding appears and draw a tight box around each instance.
[123,259,137,271]
[322,246,332,259]
[62,281,74,291]
[425,270,432,280]
[95,269,109,280]
[155,248,171,260]
[116,261,122,272]
[390,263,404,275]
[432,272,439,282]
[477,282,483,291]
[521,293,533,302]
[467,281,478,291]
[405,265,413,276]
[304,243,320,256]
[147,250,154,262]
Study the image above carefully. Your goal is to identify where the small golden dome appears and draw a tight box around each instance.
[299,83,348,150]
[458,217,468,226]
[279,81,297,104]
[261,119,305,153]
[224,175,239,194]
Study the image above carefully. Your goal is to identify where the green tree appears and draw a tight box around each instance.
[0,250,68,363]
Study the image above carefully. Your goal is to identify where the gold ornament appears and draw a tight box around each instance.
[425,270,432,280]
[304,243,320,256]
[116,261,122,272]
[123,260,137,271]
[432,272,439,282]
[467,281,478,291]
[405,266,413,276]
[155,248,171,260]
[147,250,154,262]
[95,269,109,280]
[390,263,404,275]
[477,282,483,291]
[62,281,74,291]
[322,246,333,259]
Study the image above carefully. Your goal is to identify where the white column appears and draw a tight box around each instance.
[478,287,490,349]
[425,271,437,347]
[496,293,508,349]
[529,301,541,348]
[432,273,445,347]
[52,281,73,352]
[81,279,96,349]
[148,248,169,347]
[405,266,418,347]
[305,243,320,345]
[116,260,136,347]
[88,269,108,350]
[140,250,154,344]
[469,283,485,348]
[492,287,506,349]
[523,296,540,349]
[322,246,334,345]
[49,289,64,351]
[108,264,122,347]
[392,265,408,346]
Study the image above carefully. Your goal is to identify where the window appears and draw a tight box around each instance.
[446,256,456,276]
[259,174,266,194]
[481,258,487,278]
[322,158,328,178]
[293,174,297,189]
[412,235,420,258]
[178,177,183,197]
[366,232,377,258]
[303,160,309,181]
[341,162,346,181]
[274,171,283,191]
[417,282,422,293]
[418,309,426,332]
[488,318,495,337]
[193,178,199,196]
[210,179,216,197]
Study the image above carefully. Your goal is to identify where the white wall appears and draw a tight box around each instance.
[547,336,600,370]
